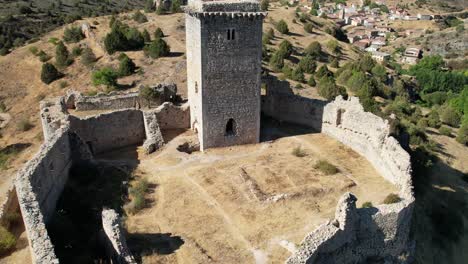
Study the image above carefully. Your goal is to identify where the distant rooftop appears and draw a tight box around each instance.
[186,0,261,13]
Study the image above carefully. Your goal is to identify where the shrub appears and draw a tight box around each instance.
[298,55,316,73]
[81,48,96,67]
[439,126,452,137]
[278,40,293,59]
[383,193,401,204]
[440,106,461,127]
[291,67,305,83]
[316,65,332,78]
[362,202,373,208]
[142,29,151,43]
[29,46,39,55]
[304,23,313,33]
[314,160,339,175]
[104,22,145,54]
[126,178,149,215]
[144,38,170,59]
[318,76,346,100]
[292,146,307,157]
[58,81,69,89]
[55,41,72,68]
[48,37,60,45]
[118,54,136,77]
[427,110,442,128]
[41,63,61,84]
[132,10,148,23]
[63,26,85,43]
[276,20,289,34]
[0,102,6,113]
[269,51,284,71]
[456,123,468,145]
[171,0,182,13]
[0,226,16,255]
[17,119,33,132]
[154,27,165,39]
[330,58,339,68]
[37,51,51,62]
[145,0,155,12]
[261,0,269,11]
[91,67,118,87]
[307,75,316,86]
[305,41,322,58]
[327,39,341,55]
[71,46,82,57]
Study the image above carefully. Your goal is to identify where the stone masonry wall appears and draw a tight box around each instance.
[283,96,415,264]
[15,126,92,264]
[69,109,146,154]
[101,209,136,264]
[154,102,190,130]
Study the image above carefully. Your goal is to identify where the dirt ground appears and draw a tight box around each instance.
[122,129,396,264]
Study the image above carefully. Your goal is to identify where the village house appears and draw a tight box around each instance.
[403,47,422,65]
[371,51,391,62]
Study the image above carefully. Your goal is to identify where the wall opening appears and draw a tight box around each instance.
[227,29,235,41]
[195,82,198,93]
[336,109,345,126]
[227,29,231,40]
[225,118,236,136]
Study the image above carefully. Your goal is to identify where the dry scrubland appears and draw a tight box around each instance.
[124,130,396,263]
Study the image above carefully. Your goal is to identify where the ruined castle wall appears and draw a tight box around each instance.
[69,109,145,154]
[15,128,74,263]
[74,92,142,111]
[101,209,136,264]
[154,102,190,130]
[261,78,326,131]
[286,96,415,264]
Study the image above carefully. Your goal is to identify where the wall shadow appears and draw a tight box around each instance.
[127,233,184,262]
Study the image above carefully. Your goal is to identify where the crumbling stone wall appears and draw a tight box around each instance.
[261,76,326,131]
[143,110,165,154]
[69,109,146,154]
[101,209,136,264]
[154,102,190,130]
[282,96,414,264]
[15,126,92,264]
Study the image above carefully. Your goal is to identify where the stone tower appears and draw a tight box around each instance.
[185,0,266,151]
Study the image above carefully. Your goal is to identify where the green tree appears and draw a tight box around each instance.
[55,41,72,68]
[132,10,148,23]
[304,23,313,33]
[456,123,468,145]
[145,0,155,12]
[326,39,340,55]
[63,26,84,43]
[118,54,136,77]
[92,67,118,87]
[298,55,317,74]
[261,0,269,11]
[269,51,284,72]
[142,29,151,43]
[371,64,387,82]
[291,67,305,83]
[144,38,170,59]
[305,41,322,58]
[276,20,289,34]
[316,65,332,78]
[41,63,62,84]
[318,76,346,100]
[330,58,339,68]
[278,40,293,59]
[440,105,462,127]
[171,0,182,13]
[308,75,316,86]
[154,27,165,39]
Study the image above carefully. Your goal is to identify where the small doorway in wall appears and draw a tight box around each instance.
[225,118,236,136]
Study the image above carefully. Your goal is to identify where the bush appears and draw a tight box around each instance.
[58,81,69,89]
[118,54,136,77]
[330,58,339,68]
[144,38,170,59]
[276,19,289,34]
[55,41,72,68]
[318,76,346,100]
[456,123,468,145]
[269,51,284,71]
[305,41,322,58]
[314,160,339,175]
[41,63,61,84]
[104,22,145,54]
[171,0,182,13]
[440,106,461,127]
[298,55,317,73]
[362,202,373,208]
[142,29,151,43]
[427,110,442,128]
[63,26,85,43]
[316,65,332,78]
[17,119,33,132]
[132,10,148,23]
[81,48,96,67]
[91,67,118,87]
[29,46,39,55]
[71,46,82,57]
[439,126,452,137]
[48,37,60,45]
[307,75,316,86]
[126,178,149,215]
[292,146,307,157]
[326,39,340,55]
[0,226,16,255]
[383,193,401,204]
[304,23,313,33]
[291,67,305,83]
[37,51,51,62]
[261,0,269,11]
[278,40,293,59]
[154,27,165,39]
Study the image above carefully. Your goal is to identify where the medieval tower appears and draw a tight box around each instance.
[185,0,266,151]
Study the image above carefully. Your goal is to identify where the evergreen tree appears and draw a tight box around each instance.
[276,20,289,34]
[55,41,72,68]
[298,55,317,74]
[41,63,62,84]
[154,28,164,39]
[144,38,170,59]
[118,54,136,76]
[81,47,96,67]
[142,29,151,43]
[171,0,182,13]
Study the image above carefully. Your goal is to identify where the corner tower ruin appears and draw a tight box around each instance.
[185,0,266,151]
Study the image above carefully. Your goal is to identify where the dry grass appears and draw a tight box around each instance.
[314,159,339,175]
[383,193,401,204]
